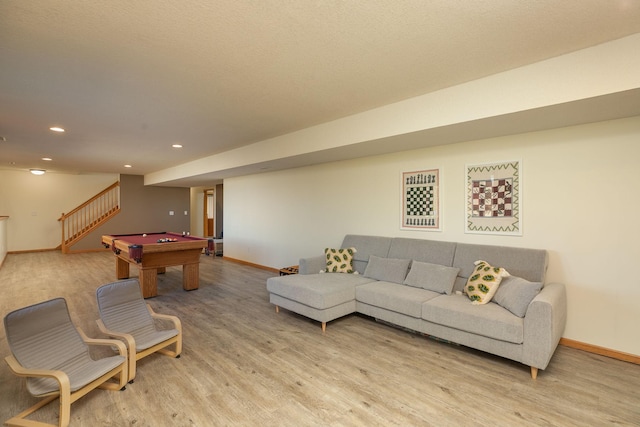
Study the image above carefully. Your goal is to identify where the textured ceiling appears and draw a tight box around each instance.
[1,1,640,184]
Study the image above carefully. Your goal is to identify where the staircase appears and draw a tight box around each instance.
[58,181,120,253]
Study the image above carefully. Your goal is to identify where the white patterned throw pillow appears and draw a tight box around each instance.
[324,247,357,273]
[465,260,510,305]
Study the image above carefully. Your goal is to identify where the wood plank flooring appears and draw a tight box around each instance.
[0,251,639,426]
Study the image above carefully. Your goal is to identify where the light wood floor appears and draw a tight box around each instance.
[0,251,638,427]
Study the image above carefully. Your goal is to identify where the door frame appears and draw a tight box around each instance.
[202,188,215,237]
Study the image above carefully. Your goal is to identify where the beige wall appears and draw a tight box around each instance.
[0,171,118,251]
[0,217,7,265]
[224,115,640,356]
[190,186,206,237]
[0,173,190,252]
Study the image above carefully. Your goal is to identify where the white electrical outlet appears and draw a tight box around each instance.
[169,211,174,216]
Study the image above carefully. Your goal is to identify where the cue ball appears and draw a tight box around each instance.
[142,234,147,237]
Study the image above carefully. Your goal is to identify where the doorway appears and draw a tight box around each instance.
[203,189,214,237]
[202,185,223,238]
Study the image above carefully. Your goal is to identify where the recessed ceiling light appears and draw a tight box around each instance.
[49,127,65,133]
[124,164,132,168]
[172,144,183,148]
[42,157,52,161]
[30,169,46,175]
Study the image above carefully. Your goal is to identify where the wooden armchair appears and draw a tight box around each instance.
[96,279,182,383]
[3,298,128,427]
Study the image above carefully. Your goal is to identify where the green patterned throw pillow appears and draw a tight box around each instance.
[465,260,510,305]
[324,247,357,273]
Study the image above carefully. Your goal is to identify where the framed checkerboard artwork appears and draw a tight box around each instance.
[401,169,440,231]
[466,160,521,235]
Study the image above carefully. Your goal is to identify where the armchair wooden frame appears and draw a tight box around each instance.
[96,304,182,383]
[4,315,128,427]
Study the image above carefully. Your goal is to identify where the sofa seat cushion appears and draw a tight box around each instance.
[356,282,441,318]
[267,273,375,310]
[422,294,523,344]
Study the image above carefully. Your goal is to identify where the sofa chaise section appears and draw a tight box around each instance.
[267,271,376,332]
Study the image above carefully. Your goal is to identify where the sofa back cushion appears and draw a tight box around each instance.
[341,235,392,274]
[452,243,548,293]
[363,255,411,284]
[492,276,543,317]
[403,261,460,295]
[388,238,456,267]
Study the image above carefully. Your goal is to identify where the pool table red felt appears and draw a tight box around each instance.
[102,232,211,298]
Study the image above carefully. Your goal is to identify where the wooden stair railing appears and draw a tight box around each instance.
[58,181,120,253]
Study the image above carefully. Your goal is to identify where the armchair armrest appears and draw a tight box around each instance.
[5,355,71,392]
[77,327,127,357]
[299,255,326,274]
[96,319,136,354]
[522,282,567,371]
[78,326,129,388]
[147,304,182,333]
[5,353,74,426]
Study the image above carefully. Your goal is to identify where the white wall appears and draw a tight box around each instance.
[0,170,118,251]
[224,116,640,356]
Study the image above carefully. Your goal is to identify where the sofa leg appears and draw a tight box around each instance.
[530,366,538,379]
[321,322,326,333]
[275,305,279,313]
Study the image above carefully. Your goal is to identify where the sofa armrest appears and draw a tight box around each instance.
[299,255,325,274]
[522,282,567,370]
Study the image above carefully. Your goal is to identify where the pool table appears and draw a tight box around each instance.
[101,232,214,298]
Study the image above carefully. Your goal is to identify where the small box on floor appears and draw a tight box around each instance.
[279,265,299,276]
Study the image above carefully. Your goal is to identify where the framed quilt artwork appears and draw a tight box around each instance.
[401,169,440,231]
[466,160,521,235]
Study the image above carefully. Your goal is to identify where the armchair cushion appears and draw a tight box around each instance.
[4,298,126,396]
[96,279,182,382]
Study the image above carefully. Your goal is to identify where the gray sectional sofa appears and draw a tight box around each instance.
[266,235,567,378]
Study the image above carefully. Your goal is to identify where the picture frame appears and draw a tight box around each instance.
[401,169,440,231]
[465,160,521,235]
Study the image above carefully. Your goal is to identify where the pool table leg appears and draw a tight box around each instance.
[182,262,199,291]
[116,257,130,280]
[139,267,158,298]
